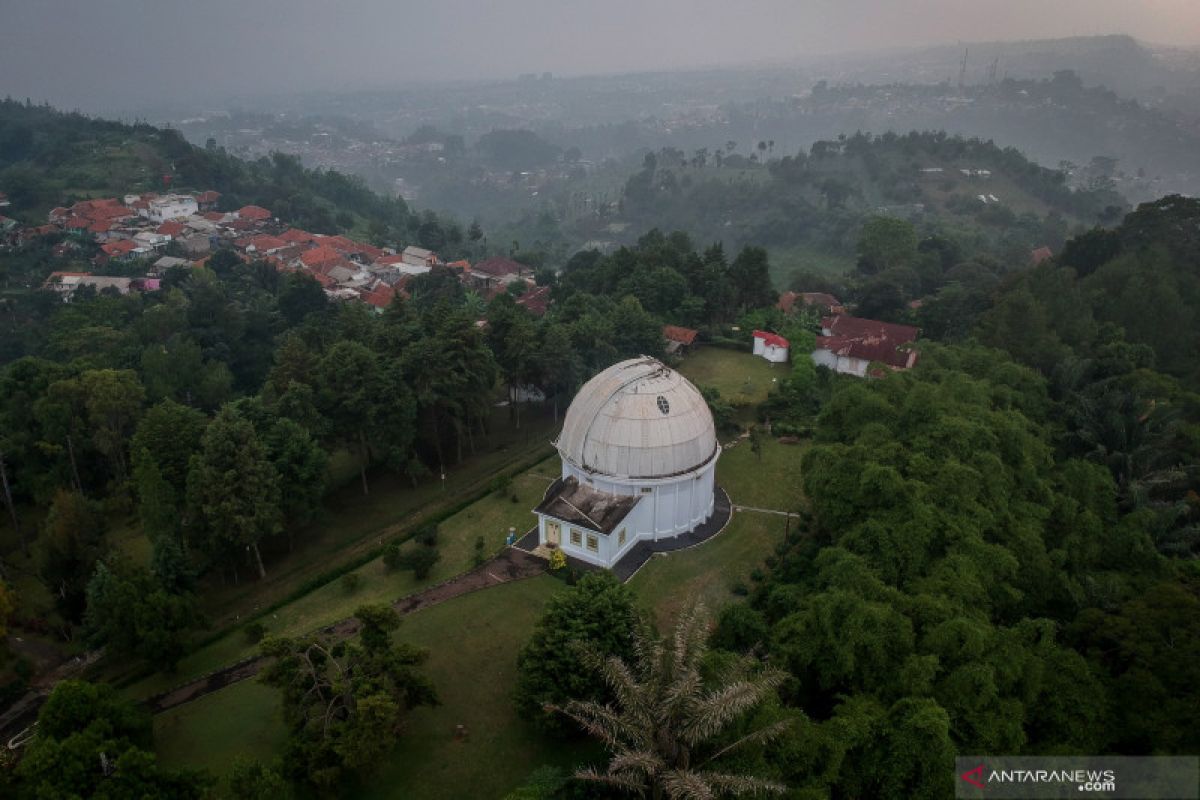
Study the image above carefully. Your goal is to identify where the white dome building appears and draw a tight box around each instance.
[533,357,722,569]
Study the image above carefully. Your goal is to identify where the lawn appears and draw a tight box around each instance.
[154,574,581,800]
[677,346,784,408]
[127,462,558,699]
[630,513,787,632]
[154,679,285,777]
[716,435,807,511]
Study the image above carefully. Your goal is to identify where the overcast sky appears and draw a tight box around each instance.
[2,0,1199,112]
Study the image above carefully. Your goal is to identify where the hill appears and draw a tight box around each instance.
[586,130,1125,277]
[0,99,457,248]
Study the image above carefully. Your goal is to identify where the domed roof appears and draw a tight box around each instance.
[557,357,718,479]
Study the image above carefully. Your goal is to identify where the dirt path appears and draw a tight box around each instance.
[145,547,546,715]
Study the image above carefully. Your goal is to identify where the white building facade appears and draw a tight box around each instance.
[143,195,199,223]
[533,357,720,568]
[752,330,790,363]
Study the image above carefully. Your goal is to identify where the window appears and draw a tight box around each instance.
[570,529,582,546]
[586,535,599,552]
[656,395,670,415]
[641,487,652,494]
[618,529,626,546]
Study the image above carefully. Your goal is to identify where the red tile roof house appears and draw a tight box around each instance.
[752,330,790,363]
[1030,246,1053,265]
[195,190,221,210]
[468,257,525,289]
[235,205,272,222]
[662,324,699,354]
[812,315,920,377]
[516,284,552,317]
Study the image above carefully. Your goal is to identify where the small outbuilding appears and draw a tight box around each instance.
[752,330,789,363]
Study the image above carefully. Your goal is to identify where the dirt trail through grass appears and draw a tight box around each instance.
[146,548,545,713]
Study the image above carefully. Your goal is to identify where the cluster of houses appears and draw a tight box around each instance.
[11,189,549,311]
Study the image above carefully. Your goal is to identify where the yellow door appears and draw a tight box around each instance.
[545,521,560,547]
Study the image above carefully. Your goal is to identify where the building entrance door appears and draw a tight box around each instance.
[545,520,560,547]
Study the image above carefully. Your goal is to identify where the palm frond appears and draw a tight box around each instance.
[680,671,785,745]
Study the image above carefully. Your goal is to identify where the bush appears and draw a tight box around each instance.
[491,475,513,498]
[341,573,362,594]
[514,573,639,733]
[243,621,267,643]
[382,541,403,570]
[415,525,439,547]
[397,546,439,580]
[710,603,768,652]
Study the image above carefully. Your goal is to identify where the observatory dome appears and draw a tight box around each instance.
[556,357,717,480]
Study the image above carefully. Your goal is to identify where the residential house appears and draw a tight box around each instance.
[44,272,134,301]
[236,205,272,222]
[778,291,845,315]
[752,330,789,363]
[143,194,199,223]
[662,324,699,355]
[812,315,919,377]
[516,284,552,317]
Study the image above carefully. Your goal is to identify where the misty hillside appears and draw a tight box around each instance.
[577,130,1125,275]
[0,100,444,246]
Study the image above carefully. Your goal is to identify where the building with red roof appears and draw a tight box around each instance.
[236,205,271,222]
[752,330,790,363]
[813,315,919,376]
[779,291,845,315]
[300,246,344,269]
[662,324,698,354]
[279,228,316,244]
[157,220,186,237]
[516,285,552,317]
[361,283,397,311]
[1030,246,1053,265]
[244,234,287,254]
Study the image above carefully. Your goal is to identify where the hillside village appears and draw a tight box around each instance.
[4,189,551,313]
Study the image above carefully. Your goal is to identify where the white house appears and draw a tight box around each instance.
[143,195,198,223]
[532,357,720,569]
[812,315,920,377]
[752,330,789,363]
[401,245,438,268]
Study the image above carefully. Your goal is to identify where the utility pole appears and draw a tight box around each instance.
[958,48,969,92]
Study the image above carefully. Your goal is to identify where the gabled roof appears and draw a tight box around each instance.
[246,234,286,252]
[195,190,220,203]
[236,205,271,221]
[361,283,396,309]
[753,330,789,348]
[100,240,138,256]
[663,324,698,345]
[300,246,343,268]
[279,228,316,244]
[473,256,524,277]
[156,220,186,237]
[815,315,920,370]
[821,315,918,343]
[516,285,552,316]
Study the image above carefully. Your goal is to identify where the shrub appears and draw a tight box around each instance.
[548,549,567,571]
[415,525,439,547]
[398,546,439,580]
[341,573,362,594]
[382,541,403,571]
[243,621,267,643]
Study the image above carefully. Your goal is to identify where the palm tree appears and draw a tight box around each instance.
[554,603,788,799]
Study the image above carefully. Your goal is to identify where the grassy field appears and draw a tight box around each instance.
[128,462,558,699]
[677,346,784,408]
[155,575,580,799]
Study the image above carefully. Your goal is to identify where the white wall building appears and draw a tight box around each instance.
[533,357,720,568]
[142,195,198,223]
[752,330,790,363]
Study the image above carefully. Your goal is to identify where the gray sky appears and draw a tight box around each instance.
[1,0,1198,111]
